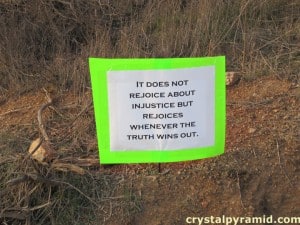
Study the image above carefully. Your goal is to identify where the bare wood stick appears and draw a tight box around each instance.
[56,157,100,167]
[38,89,53,142]
[51,163,86,175]
[0,106,33,117]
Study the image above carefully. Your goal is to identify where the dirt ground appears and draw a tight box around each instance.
[0,76,299,225]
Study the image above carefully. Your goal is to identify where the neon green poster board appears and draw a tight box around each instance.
[89,57,225,164]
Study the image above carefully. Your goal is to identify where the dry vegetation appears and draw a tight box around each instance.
[0,0,299,95]
[0,0,299,224]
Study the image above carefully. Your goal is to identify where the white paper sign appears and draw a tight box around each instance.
[107,66,215,151]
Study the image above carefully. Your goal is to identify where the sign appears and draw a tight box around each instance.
[89,57,225,164]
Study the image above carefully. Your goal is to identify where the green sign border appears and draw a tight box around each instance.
[89,57,226,164]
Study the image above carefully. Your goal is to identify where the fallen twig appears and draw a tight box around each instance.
[27,88,57,164]
[0,106,33,117]
[38,88,53,141]
[51,162,86,175]
[57,157,100,167]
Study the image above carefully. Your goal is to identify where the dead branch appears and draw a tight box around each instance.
[37,88,53,142]
[0,106,33,118]
[26,88,57,164]
[46,157,100,174]
[57,157,100,167]
[51,162,86,175]
[74,158,99,167]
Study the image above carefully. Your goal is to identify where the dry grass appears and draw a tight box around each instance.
[0,92,135,224]
[0,0,299,224]
[0,0,299,96]
[0,153,126,224]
